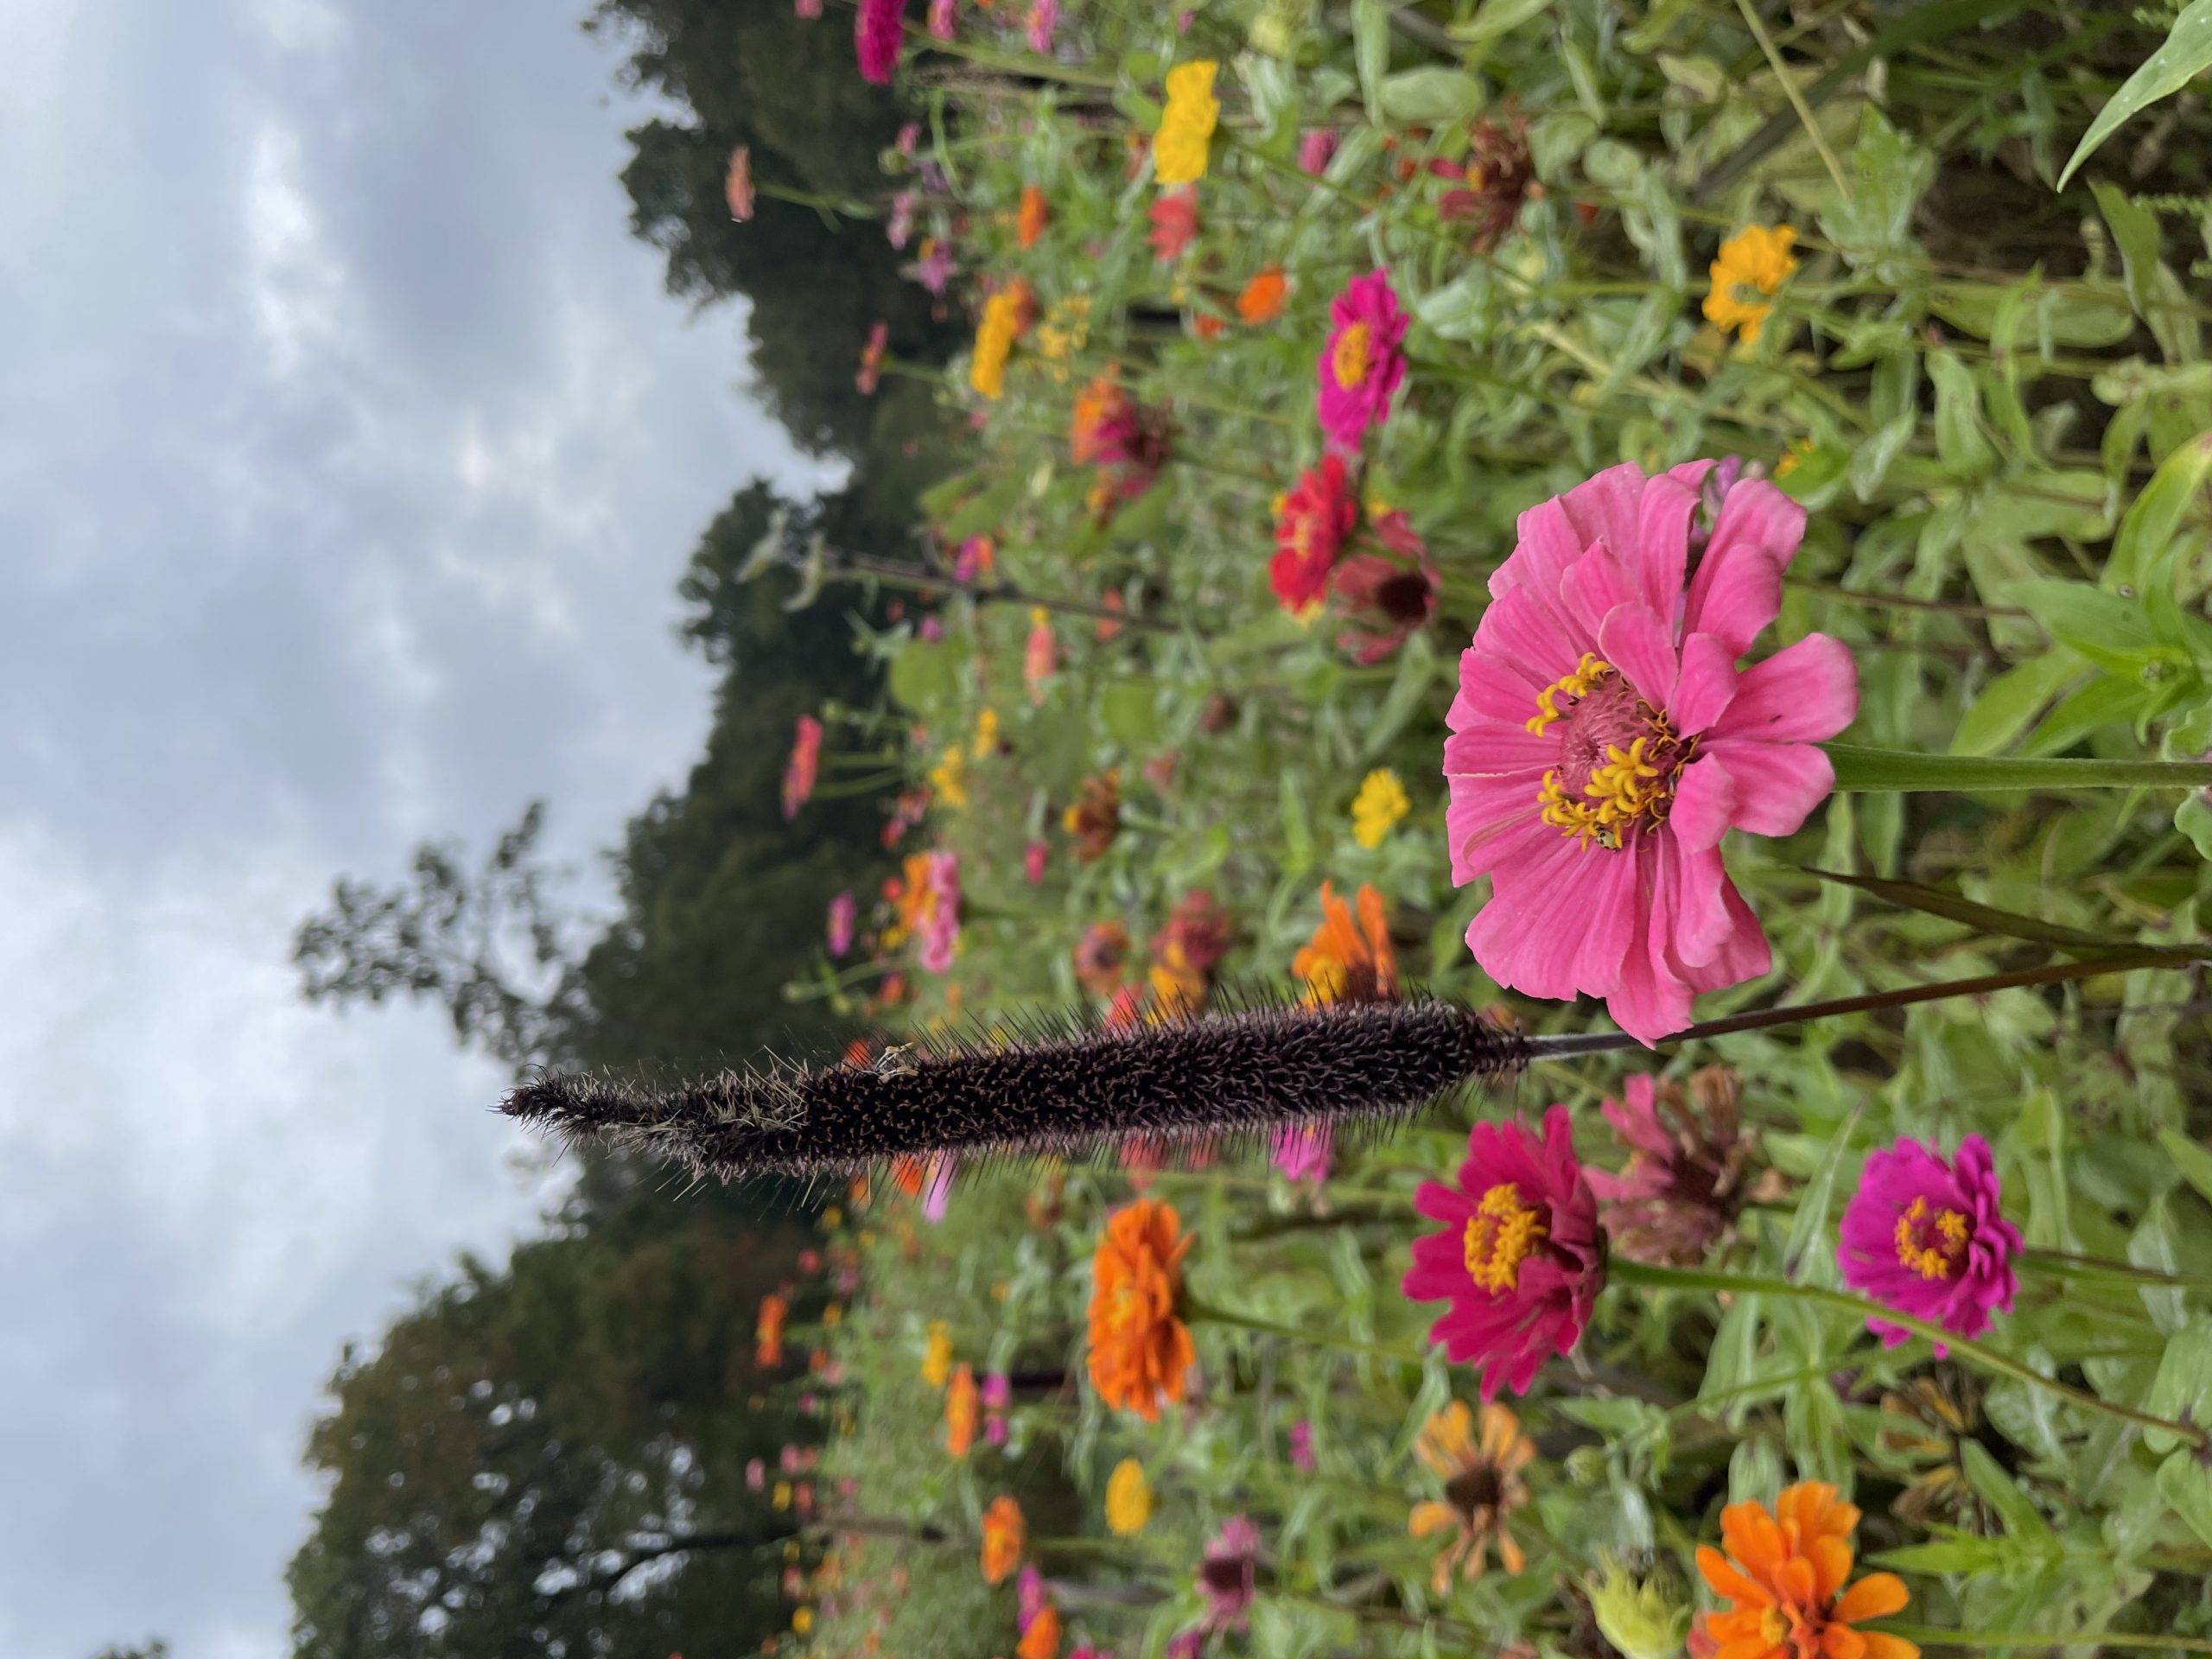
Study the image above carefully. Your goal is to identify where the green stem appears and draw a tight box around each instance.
[1609,1262,2208,1450]
[1878,1627,2212,1653]
[1185,1300,1421,1366]
[1824,744,2212,793]
[2022,1248,2212,1291]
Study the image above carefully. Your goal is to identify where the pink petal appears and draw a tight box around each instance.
[1475,591,1591,685]
[1443,727,1557,778]
[1468,836,1617,998]
[1695,737,1836,838]
[1681,481,1803,657]
[1451,650,1546,727]
[1669,632,1739,734]
[1630,473,1703,616]
[1668,753,1736,855]
[1664,838,1737,968]
[1598,602,1679,708]
[1558,543,1643,642]
[1710,633,1858,743]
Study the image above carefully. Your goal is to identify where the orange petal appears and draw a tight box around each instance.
[1808,1535,1853,1602]
[1859,1636,1920,1659]
[1777,1554,1818,1609]
[1698,1546,1771,1608]
[1722,1503,1785,1580]
[1408,1501,1458,1540]
[1823,1626,1867,1659]
[1716,1639,1781,1659]
[1833,1573,1910,1625]
[1498,1526,1526,1576]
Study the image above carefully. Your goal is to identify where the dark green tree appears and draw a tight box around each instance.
[287,1192,812,1659]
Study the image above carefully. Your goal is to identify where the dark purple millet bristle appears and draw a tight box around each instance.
[501,997,1531,1180]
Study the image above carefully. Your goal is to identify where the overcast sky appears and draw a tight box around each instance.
[0,2,832,1653]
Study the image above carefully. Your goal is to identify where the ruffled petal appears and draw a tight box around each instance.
[1598,601,1681,709]
[1694,737,1836,839]
[1671,632,1741,734]
[1832,1573,1910,1625]
[1712,632,1858,744]
[1682,481,1803,657]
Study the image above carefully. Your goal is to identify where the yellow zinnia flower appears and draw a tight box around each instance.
[792,1608,815,1636]
[973,706,1001,758]
[1703,224,1798,344]
[1154,60,1219,187]
[928,743,969,809]
[1105,1457,1154,1535]
[969,287,1025,398]
[1351,766,1409,849]
[921,1319,954,1388]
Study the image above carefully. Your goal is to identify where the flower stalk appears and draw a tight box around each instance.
[1825,743,2212,793]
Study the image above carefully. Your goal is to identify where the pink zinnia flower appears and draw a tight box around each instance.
[1017,1564,1048,1631]
[1839,1135,2019,1354]
[1287,1419,1315,1472]
[855,321,890,394]
[1586,1066,1758,1266]
[1271,1122,1332,1186]
[1315,270,1408,452]
[954,534,994,584]
[781,713,823,819]
[1332,507,1437,663]
[1197,1516,1261,1634]
[897,120,922,156]
[906,236,956,295]
[1024,610,1058,703]
[887,191,917,250]
[983,1369,1012,1446]
[921,1149,957,1221]
[746,1457,766,1490]
[1025,838,1048,884]
[1442,460,1857,1044]
[1298,128,1338,175]
[929,0,956,36]
[1147,188,1198,261]
[827,890,856,956]
[919,615,944,642]
[1026,0,1058,53]
[918,849,961,973]
[796,0,823,15]
[855,0,907,83]
[1403,1106,1603,1400]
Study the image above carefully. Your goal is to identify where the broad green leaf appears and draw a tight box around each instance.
[1352,0,1391,126]
[1930,281,2136,349]
[2158,1448,2212,1550]
[1782,1108,1860,1282]
[2142,1319,2212,1457]
[2105,426,2212,595]
[2058,0,2212,188]
[1378,69,1485,124]
[888,639,961,714]
[1450,0,1552,41]
[1930,349,1999,477]
[2007,578,2157,674]
[2092,182,2202,365]
[1950,651,2085,756]
[1098,681,1160,747]
[1961,1440,2061,1555]
[1873,1535,2012,1574]
[2160,1129,2212,1209]
[1821,105,1935,267]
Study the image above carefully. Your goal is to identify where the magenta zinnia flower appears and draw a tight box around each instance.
[781,713,823,820]
[1287,1419,1316,1472]
[1839,1135,2019,1354]
[1403,1106,1603,1400]
[1297,128,1338,175]
[855,0,907,83]
[1315,270,1407,452]
[918,849,961,973]
[1026,0,1058,53]
[1197,1516,1261,1633]
[929,0,956,36]
[1025,838,1048,884]
[886,191,916,250]
[1442,461,1857,1044]
[1271,1122,1332,1186]
[826,890,856,957]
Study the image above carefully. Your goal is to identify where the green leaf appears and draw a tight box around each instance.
[2143,1319,2212,1457]
[1820,105,1936,267]
[2158,1448,2212,1550]
[2057,0,2212,189]
[1278,769,1314,877]
[1782,1108,1860,1282]
[2007,578,2157,674]
[1872,1535,2012,1574]
[1951,652,2086,756]
[2159,1130,2212,1208]
[1804,868,2146,953]
[2092,181,2202,365]
[1378,68,1486,124]
[1961,1440,2062,1555]
[2105,426,2212,596]
[1930,349,1999,477]
[1450,0,1553,41]
[1098,682,1160,747]
[888,639,960,714]
[1352,0,1392,127]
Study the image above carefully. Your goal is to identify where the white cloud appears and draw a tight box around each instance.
[244,116,348,378]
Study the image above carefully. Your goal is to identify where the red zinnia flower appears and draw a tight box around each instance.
[1148,187,1198,260]
[1331,507,1437,663]
[1402,1106,1603,1399]
[1270,455,1356,613]
[781,714,823,819]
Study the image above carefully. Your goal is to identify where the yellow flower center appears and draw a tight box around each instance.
[1893,1195,1972,1281]
[1462,1182,1547,1294]
[1332,321,1373,390]
[1528,657,1688,851]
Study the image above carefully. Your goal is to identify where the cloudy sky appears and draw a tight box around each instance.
[0,2,831,1653]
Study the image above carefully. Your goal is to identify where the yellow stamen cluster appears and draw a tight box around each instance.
[1893,1196,1970,1281]
[1332,321,1373,391]
[1526,653,1611,735]
[1463,1182,1547,1294]
[1537,728,1679,850]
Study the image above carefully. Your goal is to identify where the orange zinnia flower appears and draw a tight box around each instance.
[1694,1483,1916,1659]
[945,1363,981,1458]
[1292,880,1396,1005]
[1086,1198,1196,1421]
[1191,310,1227,340]
[755,1293,788,1369]
[1408,1400,1534,1592]
[1016,1603,1060,1659]
[1018,184,1048,250]
[981,1494,1027,1584]
[1236,266,1287,323]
